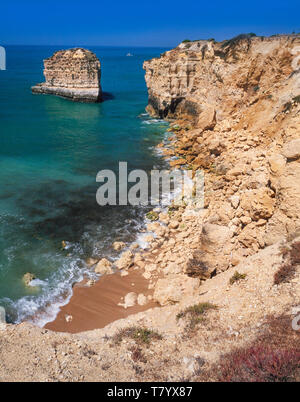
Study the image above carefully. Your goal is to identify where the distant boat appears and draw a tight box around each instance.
[126,53,133,57]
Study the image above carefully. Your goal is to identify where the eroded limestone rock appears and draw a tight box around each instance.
[115,250,133,270]
[22,273,36,286]
[118,292,137,309]
[94,258,113,275]
[282,139,300,161]
[32,48,102,102]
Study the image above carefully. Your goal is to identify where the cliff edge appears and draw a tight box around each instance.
[144,34,300,123]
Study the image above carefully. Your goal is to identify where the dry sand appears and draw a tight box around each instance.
[45,268,157,333]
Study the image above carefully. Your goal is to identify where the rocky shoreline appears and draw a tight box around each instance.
[0,34,299,381]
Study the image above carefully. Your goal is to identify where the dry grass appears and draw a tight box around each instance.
[129,346,147,363]
[185,250,216,279]
[177,302,218,331]
[229,271,247,285]
[111,326,162,346]
[274,241,300,285]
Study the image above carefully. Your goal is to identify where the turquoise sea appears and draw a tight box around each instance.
[0,46,168,325]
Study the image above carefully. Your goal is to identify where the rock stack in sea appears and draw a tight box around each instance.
[32,48,102,102]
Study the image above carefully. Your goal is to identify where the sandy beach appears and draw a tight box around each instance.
[46,267,157,333]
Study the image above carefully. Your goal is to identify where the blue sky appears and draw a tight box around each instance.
[1,0,299,47]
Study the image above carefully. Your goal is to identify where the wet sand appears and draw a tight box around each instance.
[45,269,157,333]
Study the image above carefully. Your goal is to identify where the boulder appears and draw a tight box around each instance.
[22,273,36,286]
[115,250,133,270]
[159,213,170,225]
[197,105,216,131]
[137,294,148,306]
[86,279,96,287]
[268,154,286,176]
[113,241,126,251]
[282,139,300,161]
[86,257,98,267]
[94,258,113,275]
[230,195,240,209]
[201,223,231,249]
[169,220,180,229]
[240,187,275,221]
[118,292,137,309]
[238,225,265,250]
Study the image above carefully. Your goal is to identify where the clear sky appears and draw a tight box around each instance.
[1,0,299,47]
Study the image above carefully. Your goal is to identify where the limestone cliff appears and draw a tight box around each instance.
[32,48,102,102]
[144,34,300,258]
[144,35,300,126]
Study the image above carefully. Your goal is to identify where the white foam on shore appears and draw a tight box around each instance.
[3,255,96,327]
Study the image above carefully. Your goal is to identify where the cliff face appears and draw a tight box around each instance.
[144,34,300,255]
[144,35,300,126]
[32,48,102,102]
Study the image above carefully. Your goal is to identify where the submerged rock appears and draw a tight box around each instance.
[86,257,99,267]
[32,48,102,102]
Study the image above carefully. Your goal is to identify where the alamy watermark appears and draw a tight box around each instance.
[0,46,6,70]
[96,162,204,214]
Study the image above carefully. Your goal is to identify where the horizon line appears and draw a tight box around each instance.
[1,44,173,48]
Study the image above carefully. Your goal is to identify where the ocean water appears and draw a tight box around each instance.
[0,45,169,325]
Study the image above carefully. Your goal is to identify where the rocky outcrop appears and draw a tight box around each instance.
[32,48,102,102]
[94,258,113,275]
[22,272,36,286]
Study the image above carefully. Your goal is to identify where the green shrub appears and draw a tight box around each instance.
[292,95,300,104]
[177,302,217,330]
[146,211,159,221]
[229,271,247,285]
[112,326,162,345]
